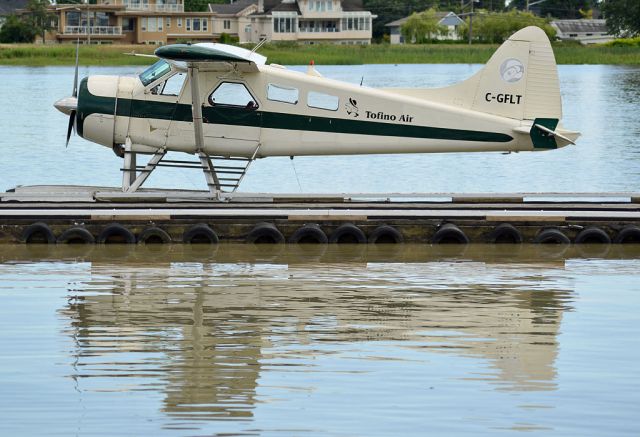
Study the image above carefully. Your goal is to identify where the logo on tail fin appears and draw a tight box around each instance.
[500,59,525,83]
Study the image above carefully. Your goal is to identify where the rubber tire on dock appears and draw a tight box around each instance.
[138,227,172,244]
[431,223,469,244]
[614,225,640,244]
[97,223,136,244]
[534,228,571,244]
[57,227,95,244]
[575,227,611,244]
[183,224,219,244]
[368,225,403,244]
[20,222,55,244]
[288,224,328,244]
[329,224,367,244]
[487,223,523,244]
[247,223,285,244]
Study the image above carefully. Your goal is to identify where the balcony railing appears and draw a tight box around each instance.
[122,4,184,12]
[155,4,184,12]
[64,26,123,35]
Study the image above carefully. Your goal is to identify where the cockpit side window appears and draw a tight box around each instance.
[150,72,186,96]
[139,60,172,86]
[208,82,258,109]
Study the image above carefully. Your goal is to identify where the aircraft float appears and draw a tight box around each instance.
[54,26,579,198]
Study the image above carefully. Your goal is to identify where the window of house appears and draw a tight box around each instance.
[308,91,338,111]
[208,82,258,109]
[327,1,332,10]
[141,17,147,31]
[267,83,298,104]
[177,18,182,27]
[193,18,201,31]
[224,19,231,30]
[166,17,171,28]
[186,18,191,31]
[308,1,313,10]
[203,18,208,31]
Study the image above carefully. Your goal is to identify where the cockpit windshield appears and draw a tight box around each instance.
[139,60,172,86]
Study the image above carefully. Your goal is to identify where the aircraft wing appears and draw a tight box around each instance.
[155,43,266,72]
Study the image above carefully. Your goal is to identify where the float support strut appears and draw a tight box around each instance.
[189,65,221,199]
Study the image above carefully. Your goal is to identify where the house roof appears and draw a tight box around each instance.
[385,12,461,28]
[341,0,365,12]
[0,0,29,16]
[551,19,608,34]
[209,0,256,15]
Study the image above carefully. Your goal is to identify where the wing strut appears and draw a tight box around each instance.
[188,65,222,199]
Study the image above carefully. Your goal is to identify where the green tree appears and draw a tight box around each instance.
[0,15,37,43]
[364,0,440,41]
[602,0,640,37]
[461,10,556,43]
[401,9,447,43]
[25,0,56,43]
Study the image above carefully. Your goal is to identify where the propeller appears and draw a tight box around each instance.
[54,39,80,147]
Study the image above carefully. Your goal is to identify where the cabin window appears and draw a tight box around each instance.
[267,83,298,104]
[307,91,339,111]
[155,72,186,96]
[208,82,258,109]
[139,60,171,86]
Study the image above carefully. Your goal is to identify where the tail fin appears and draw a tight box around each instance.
[468,26,562,121]
[386,26,562,122]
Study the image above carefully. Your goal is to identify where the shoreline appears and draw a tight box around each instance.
[1,43,639,66]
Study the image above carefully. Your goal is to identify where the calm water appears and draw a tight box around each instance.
[0,244,639,436]
[1,63,640,435]
[0,64,640,193]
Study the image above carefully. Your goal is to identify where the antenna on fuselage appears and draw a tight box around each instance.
[250,38,268,55]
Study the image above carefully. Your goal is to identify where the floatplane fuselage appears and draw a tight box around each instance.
[54,26,579,196]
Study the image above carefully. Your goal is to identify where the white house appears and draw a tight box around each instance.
[209,0,376,44]
[551,19,613,45]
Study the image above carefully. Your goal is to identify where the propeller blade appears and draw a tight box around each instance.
[66,110,76,148]
[72,38,80,97]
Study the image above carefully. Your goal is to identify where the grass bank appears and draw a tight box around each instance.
[1,42,639,66]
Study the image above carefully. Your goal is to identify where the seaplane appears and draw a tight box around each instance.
[54,26,579,199]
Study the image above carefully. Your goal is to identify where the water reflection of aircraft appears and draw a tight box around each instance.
[52,245,582,420]
[54,27,579,196]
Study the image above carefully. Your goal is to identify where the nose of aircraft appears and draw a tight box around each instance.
[54,96,78,116]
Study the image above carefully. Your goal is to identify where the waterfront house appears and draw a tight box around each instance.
[209,0,376,45]
[551,19,612,45]
[385,12,464,44]
[32,0,373,45]
[41,0,215,45]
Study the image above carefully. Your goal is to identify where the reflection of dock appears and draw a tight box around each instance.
[2,186,640,244]
[57,246,579,419]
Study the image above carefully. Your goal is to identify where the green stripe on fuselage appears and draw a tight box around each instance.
[78,88,514,143]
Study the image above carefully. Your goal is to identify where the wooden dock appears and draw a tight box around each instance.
[1,185,640,244]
